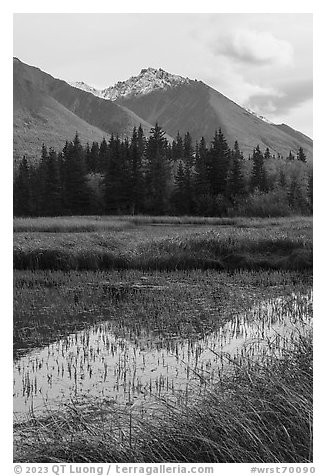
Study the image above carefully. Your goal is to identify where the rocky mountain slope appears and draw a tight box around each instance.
[73,67,312,160]
[14,60,313,162]
[13,59,156,162]
[71,67,190,101]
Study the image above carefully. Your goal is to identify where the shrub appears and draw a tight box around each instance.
[237,189,292,217]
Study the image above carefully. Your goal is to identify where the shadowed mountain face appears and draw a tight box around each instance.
[117,79,313,160]
[13,58,155,162]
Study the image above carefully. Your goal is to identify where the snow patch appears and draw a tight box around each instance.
[243,107,274,125]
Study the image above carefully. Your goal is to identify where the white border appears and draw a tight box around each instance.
[2,4,322,476]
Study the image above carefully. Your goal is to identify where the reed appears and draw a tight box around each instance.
[13,216,313,463]
[14,269,312,356]
[13,217,312,272]
[14,323,312,463]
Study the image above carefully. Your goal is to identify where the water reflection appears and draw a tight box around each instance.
[13,292,312,421]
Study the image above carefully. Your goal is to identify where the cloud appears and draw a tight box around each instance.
[213,29,293,66]
[246,79,313,116]
[188,20,311,133]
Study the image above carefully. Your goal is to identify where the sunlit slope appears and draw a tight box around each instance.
[119,80,313,160]
[13,95,113,163]
[13,58,155,162]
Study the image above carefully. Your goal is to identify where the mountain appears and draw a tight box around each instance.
[70,67,190,101]
[13,59,156,162]
[117,73,313,160]
[242,107,274,125]
[73,67,313,161]
[15,60,313,163]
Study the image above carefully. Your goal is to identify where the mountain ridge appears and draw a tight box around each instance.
[14,59,313,162]
[71,66,312,159]
[13,59,162,162]
[118,78,313,160]
[71,67,311,138]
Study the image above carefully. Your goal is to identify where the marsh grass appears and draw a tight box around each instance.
[14,215,311,232]
[14,327,312,463]
[13,217,312,272]
[13,269,311,363]
[13,216,134,233]
[13,216,313,463]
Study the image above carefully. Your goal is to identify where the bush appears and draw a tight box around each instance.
[237,189,292,217]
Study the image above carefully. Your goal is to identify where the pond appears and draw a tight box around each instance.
[13,291,312,422]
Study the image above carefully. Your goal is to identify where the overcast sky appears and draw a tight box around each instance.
[13,13,313,137]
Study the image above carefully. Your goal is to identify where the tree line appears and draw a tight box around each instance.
[14,124,312,217]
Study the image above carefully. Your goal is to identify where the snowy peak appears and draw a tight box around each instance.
[71,68,190,102]
[103,67,190,101]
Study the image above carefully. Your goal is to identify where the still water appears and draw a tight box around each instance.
[13,292,312,421]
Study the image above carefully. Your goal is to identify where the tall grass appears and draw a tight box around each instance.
[14,326,312,463]
[13,216,313,463]
[14,215,312,232]
[13,216,134,233]
[13,218,313,272]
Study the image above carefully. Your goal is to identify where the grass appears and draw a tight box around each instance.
[13,216,312,272]
[14,214,310,232]
[13,216,135,233]
[14,269,311,357]
[13,215,313,463]
[14,312,312,463]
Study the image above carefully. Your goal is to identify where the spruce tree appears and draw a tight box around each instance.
[264,148,271,160]
[98,138,109,173]
[297,147,307,163]
[251,145,268,192]
[137,125,146,159]
[129,127,144,214]
[172,161,186,214]
[62,133,90,214]
[181,132,194,214]
[85,143,91,173]
[13,156,31,216]
[208,129,230,196]
[287,150,295,161]
[183,132,194,167]
[104,135,130,213]
[194,137,210,196]
[28,165,40,216]
[227,141,246,201]
[43,148,62,216]
[89,142,100,173]
[145,123,170,215]
[171,132,183,162]
[40,144,50,212]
